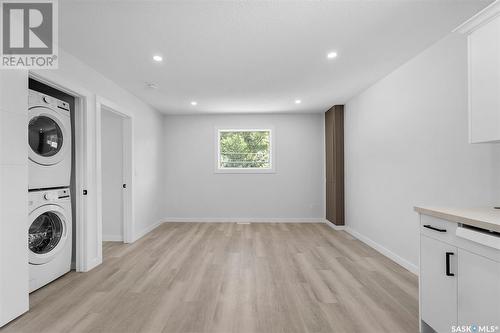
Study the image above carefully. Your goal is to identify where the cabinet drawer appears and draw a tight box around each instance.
[420,215,457,245]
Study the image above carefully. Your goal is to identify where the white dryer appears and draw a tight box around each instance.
[28,188,72,292]
[28,90,72,190]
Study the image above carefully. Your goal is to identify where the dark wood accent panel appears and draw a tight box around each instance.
[326,181,334,221]
[325,110,334,182]
[325,105,344,226]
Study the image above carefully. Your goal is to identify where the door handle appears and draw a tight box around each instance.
[446,252,455,276]
[423,225,446,233]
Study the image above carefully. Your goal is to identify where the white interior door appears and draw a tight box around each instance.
[101,108,124,241]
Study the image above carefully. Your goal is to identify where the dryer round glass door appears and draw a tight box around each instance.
[29,116,63,158]
[29,211,63,255]
[28,106,69,166]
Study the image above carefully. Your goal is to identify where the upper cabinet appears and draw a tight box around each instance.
[456,1,500,144]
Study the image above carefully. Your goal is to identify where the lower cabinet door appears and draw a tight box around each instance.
[421,235,458,332]
[458,249,500,328]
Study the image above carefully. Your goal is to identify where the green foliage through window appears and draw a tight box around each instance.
[219,130,271,169]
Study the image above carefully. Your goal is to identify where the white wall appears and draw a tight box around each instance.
[0,70,29,326]
[344,34,499,273]
[163,114,324,221]
[101,109,124,241]
[33,49,165,265]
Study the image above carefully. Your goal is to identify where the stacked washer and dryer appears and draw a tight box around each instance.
[27,90,72,292]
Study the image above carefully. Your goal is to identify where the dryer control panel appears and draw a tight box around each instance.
[29,89,71,113]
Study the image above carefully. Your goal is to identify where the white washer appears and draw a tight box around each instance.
[28,188,72,292]
[28,90,72,190]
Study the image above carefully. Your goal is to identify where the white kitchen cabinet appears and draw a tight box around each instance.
[417,211,500,333]
[420,235,458,333]
[456,2,500,143]
[469,15,500,143]
[458,249,500,326]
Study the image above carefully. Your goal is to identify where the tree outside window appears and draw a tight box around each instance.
[217,129,273,171]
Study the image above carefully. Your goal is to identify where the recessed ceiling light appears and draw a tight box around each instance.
[153,55,163,62]
[191,101,197,106]
[295,99,301,104]
[327,51,338,59]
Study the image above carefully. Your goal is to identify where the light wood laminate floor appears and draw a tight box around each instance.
[3,223,418,333]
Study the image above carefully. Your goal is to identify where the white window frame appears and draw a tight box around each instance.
[215,128,275,174]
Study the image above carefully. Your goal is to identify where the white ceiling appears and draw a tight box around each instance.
[60,0,492,115]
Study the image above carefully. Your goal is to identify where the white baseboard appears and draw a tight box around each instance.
[133,221,163,242]
[162,217,326,223]
[102,234,123,242]
[344,226,418,275]
[323,220,346,230]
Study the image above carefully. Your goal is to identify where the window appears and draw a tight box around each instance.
[216,129,274,173]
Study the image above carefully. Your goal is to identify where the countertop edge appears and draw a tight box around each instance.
[414,206,500,233]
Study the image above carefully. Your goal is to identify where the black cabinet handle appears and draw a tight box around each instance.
[446,252,455,276]
[423,225,446,233]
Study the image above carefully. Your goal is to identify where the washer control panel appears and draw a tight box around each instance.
[44,192,58,201]
[29,188,70,208]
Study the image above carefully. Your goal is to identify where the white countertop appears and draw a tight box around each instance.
[414,206,500,233]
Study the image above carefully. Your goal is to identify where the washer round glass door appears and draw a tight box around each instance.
[28,106,69,166]
[28,205,68,265]
[29,211,63,254]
